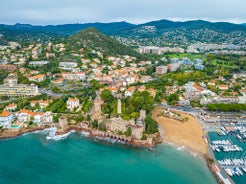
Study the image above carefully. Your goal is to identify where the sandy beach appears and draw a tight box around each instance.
[152,107,208,156]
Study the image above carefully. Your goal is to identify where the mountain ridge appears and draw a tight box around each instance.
[0,19,246,46]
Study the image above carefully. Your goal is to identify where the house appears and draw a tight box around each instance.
[41,111,53,124]
[161,99,167,106]
[66,97,80,111]
[156,66,168,75]
[140,75,152,83]
[5,103,17,111]
[30,100,39,107]
[29,74,46,82]
[0,111,13,128]
[166,89,175,95]
[39,100,49,109]
[59,116,68,129]
[168,63,180,72]
[184,82,204,100]
[126,75,136,85]
[217,84,229,90]
[17,109,34,123]
[17,109,52,125]
[179,97,190,106]
[208,80,217,86]
[108,87,118,94]
[138,85,146,92]
[53,78,64,85]
[75,72,86,80]
[29,61,49,66]
[125,86,136,97]
[59,62,77,70]
[61,72,77,80]
[33,112,44,124]
[147,88,157,98]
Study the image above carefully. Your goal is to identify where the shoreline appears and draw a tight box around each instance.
[0,125,161,148]
[153,107,228,184]
[0,127,48,140]
[152,106,208,157]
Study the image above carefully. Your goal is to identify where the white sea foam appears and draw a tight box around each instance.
[46,130,75,141]
[81,131,90,137]
[177,146,185,151]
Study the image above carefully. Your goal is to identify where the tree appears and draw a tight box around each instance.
[144,115,158,134]
[206,54,215,61]
[102,67,109,74]
[100,89,114,102]
[130,112,139,119]
[166,93,179,105]
[91,119,98,128]
[98,123,106,131]
[86,114,91,121]
[100,89,116,115]
[125,127,132,137]
[90,79,100,90]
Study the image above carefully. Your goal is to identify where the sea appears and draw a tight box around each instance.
[0,131,217,184]
[209,132,246,184]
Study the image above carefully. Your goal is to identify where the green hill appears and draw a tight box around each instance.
[66,28,140,57]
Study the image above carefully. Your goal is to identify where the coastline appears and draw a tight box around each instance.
[152,107,229,184]
[0,125,161,148]
[0,127,48,140]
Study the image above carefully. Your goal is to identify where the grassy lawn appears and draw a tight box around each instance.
[164,53,205,60]
[206,59,239,69]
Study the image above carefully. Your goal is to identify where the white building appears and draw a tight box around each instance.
[17,110,53,125]
[29,74,46,82]
[17,110,33,123]
[42,111,53,124]
[184,82,204,100]
[156,66,167,75]
[75,72,86,80]
[29,61,49,66]
[59,62,78,70]
[0,77,39,97]
[0,111,13,128]
[66,97,80,111]
[5,103,17,111]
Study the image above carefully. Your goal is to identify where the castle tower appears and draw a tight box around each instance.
[140,110,146,120]
[94,97,102,114]
[117,98,122,114]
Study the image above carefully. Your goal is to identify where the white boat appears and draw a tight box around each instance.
[242,167,246,173]
[215,148,220,152]
[225,168,233,176]
[236,167,243,176]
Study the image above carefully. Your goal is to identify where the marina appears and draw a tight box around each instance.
[209,130,246,184]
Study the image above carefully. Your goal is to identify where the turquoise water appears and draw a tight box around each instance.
[209,132,246,184]
[0,132,216,184]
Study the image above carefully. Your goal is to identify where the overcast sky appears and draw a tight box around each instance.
[1,0,245,25]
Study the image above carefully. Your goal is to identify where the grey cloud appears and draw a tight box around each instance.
[0,0,245,25]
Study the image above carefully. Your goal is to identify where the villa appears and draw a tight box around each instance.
[0,111,13,128]
[29,74,46,82]
[5,103,17,111]
[66,97,80,111]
